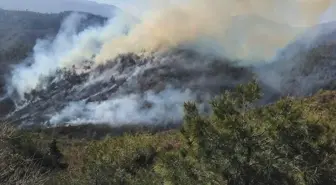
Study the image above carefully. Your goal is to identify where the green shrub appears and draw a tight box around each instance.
[2,81,335,185]
[81,134,162,185]
[0,124,48,185]
[155,81,336,185]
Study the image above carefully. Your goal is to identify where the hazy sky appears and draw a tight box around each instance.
[0,0,183,18]
[91,0,186,18]
[91,0,150,17]
[91,0,336,23]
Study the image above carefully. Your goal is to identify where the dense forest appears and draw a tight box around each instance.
[1,81,335,185]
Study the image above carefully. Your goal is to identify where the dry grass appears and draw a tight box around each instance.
[0,124,48,185]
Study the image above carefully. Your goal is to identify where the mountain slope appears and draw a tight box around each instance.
[0,9,108,95]
[3,50,257,126]
[256,21,336,96]
[0,11,335,127]
[0,9,108,56]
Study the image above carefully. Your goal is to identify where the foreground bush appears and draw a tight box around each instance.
[1,81,335,185]
[0,125,47,185]
[155,81,336,185]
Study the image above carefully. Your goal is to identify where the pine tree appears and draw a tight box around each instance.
[155,81,336,185]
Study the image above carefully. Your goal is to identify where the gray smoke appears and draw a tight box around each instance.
[5,0,336,126]
[49,88,196,125]
[8,12,136,99]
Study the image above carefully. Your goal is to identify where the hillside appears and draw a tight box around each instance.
[3,50,257,126]
[0,4,335,184]
[255,20,336,97]
[0,9,108,95]
[1,83,335,185]
[3,24,335,126]
[0,9,107,61]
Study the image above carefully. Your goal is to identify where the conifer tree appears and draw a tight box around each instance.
[155,81,336,185]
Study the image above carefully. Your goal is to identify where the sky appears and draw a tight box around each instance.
[90,0,186,18]
[92,0,336,23]
[91,0,152,17]
[2,0,335,23]
[101,0,143,14]
[0,0,119,17]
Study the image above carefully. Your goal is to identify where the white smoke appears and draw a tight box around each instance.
[10,13,86,98]
[9,11,137,99]
[9,0,336,98]
[49,88,197,125]
[6,0,336,125]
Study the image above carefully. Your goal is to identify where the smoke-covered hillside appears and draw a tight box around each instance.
[0,9,108,95]
[4,50,259,126]
[0,0,336,127]
[0,9,107,60]
[256,21,336,97]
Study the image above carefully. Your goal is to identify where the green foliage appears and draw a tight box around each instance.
[0,124,48,185]
[155,81,336,185]
[81,133,182,185]
[1,81,335,185]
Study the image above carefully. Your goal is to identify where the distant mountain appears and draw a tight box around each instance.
[0,9,108,94]
[256,20,336,96]
[0,0,119,18]
[0,8,107,51]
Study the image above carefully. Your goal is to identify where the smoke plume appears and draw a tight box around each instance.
[5,0,336,125]
[95,0,335,63]
[9,0,336,97]
[49,88,196,125]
